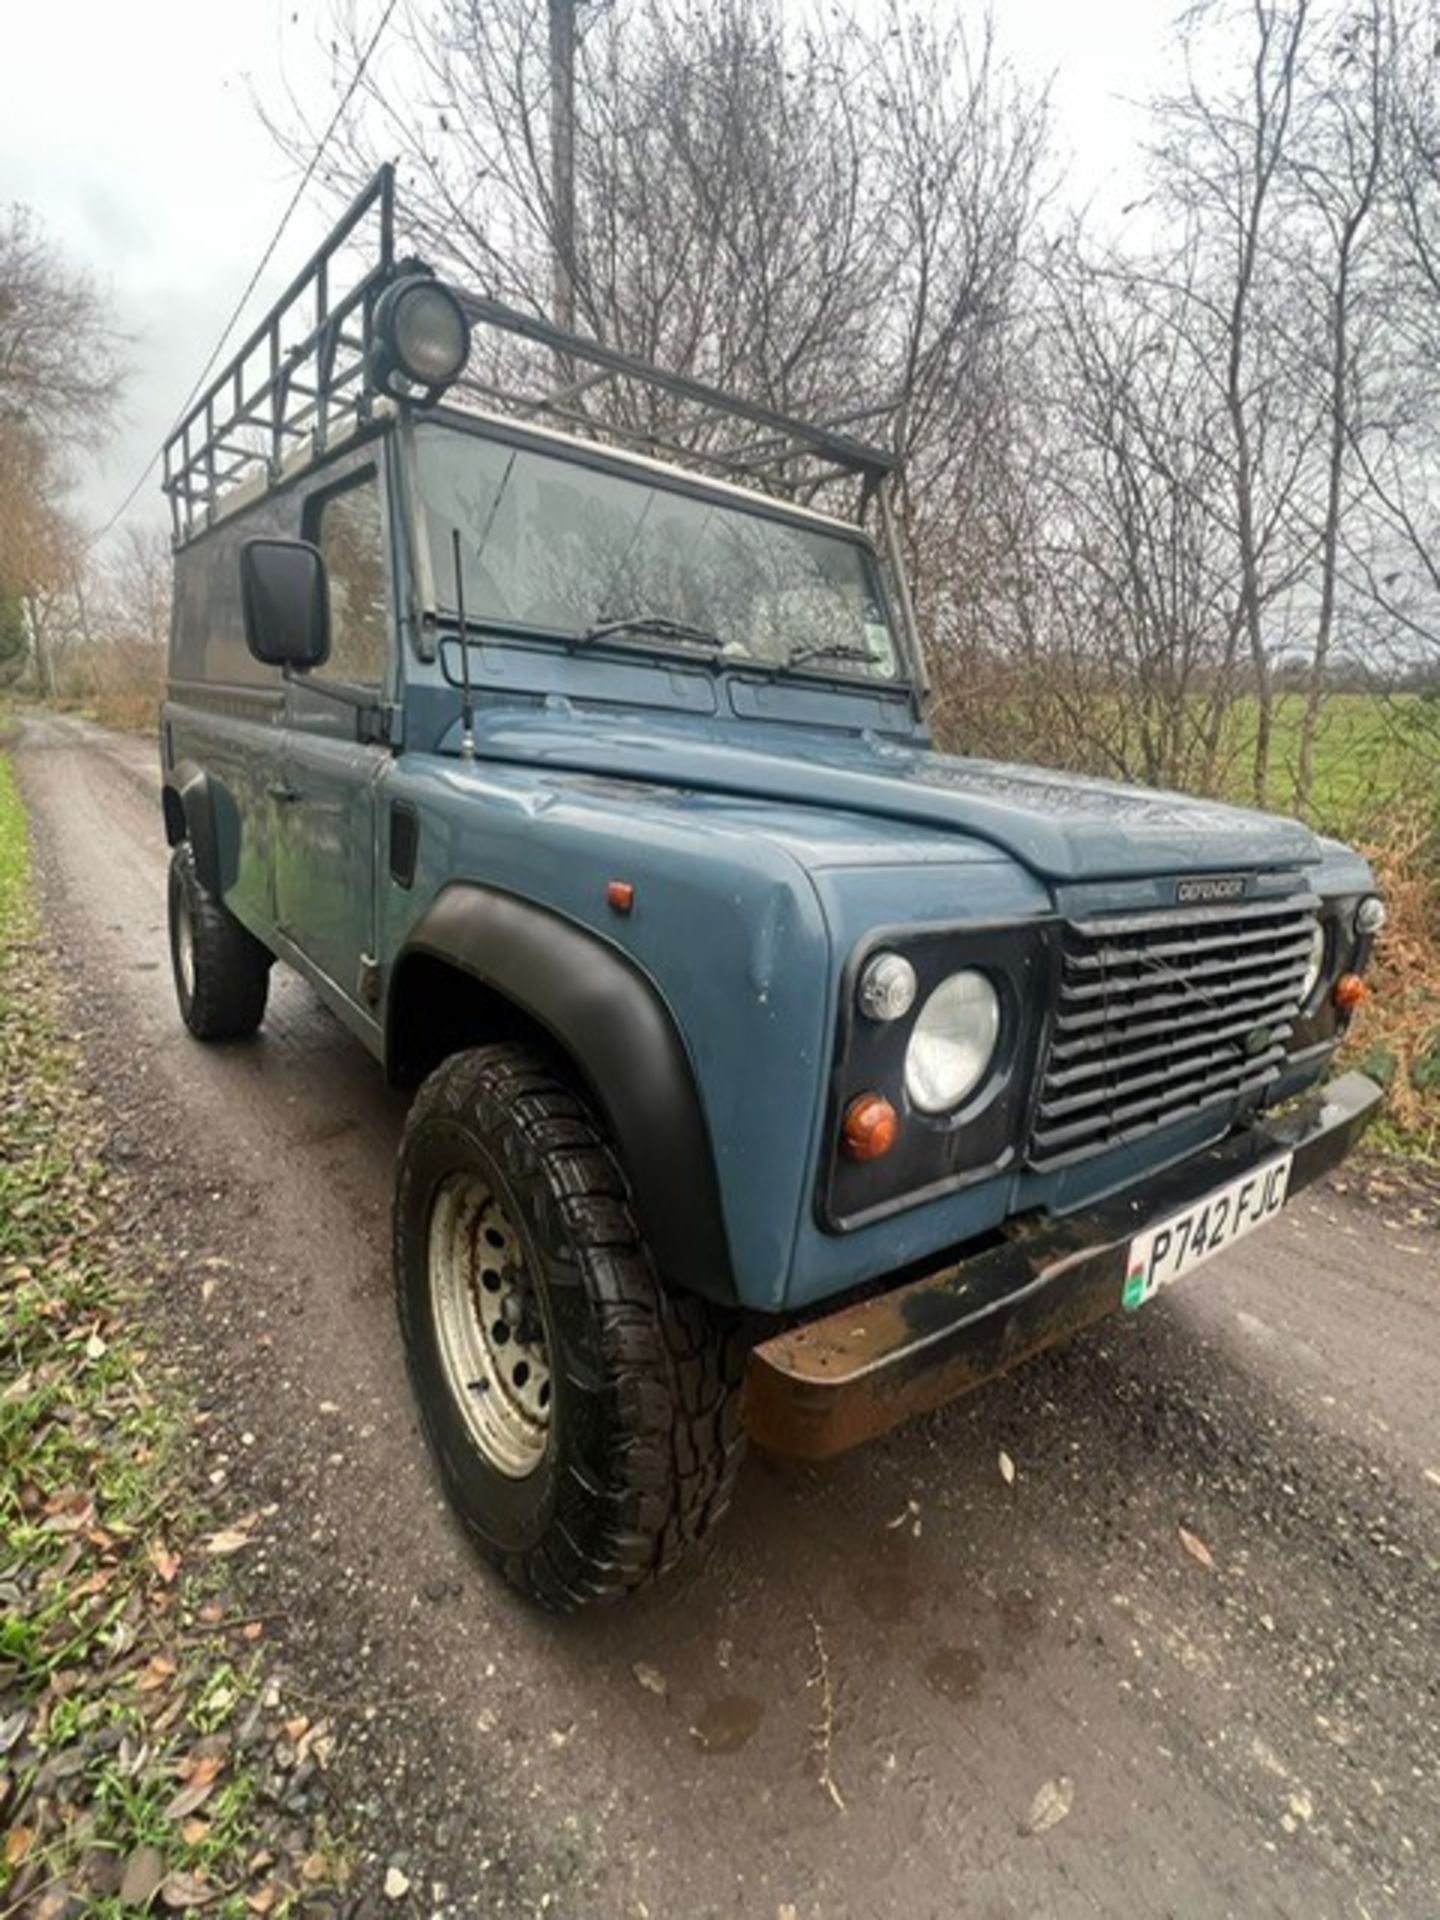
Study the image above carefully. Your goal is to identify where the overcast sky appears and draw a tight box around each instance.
[1,0,1174,542]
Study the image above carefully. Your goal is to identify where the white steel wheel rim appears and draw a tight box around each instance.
[175,889,196,1000]
[427,1171,552,1479]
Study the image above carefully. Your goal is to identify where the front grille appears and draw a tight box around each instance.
[1027,896,1319,1171]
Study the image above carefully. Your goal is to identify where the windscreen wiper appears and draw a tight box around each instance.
[582,613,724,650]
[785,641,875,669]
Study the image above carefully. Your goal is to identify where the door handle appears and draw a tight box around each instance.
[267,781,299,803]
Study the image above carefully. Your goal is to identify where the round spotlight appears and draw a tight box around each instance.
[1355,896,1386,937]
[858,951,917,1023]
[371,274,470,399]
[904,970,1000,1115]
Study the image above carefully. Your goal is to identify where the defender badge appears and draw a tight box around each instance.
[1176,874,1248,905]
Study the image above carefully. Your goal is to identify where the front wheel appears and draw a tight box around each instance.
[394,1042,746,1610]
[167,844,270,1041]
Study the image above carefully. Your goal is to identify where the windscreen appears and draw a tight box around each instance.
[412,422,902,681]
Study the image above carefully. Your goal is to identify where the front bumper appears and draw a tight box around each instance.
[743,1071,1382,1459]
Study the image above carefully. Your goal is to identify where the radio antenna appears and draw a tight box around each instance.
[451,526,476,761]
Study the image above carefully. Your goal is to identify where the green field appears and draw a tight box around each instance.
[1217,692,1440,835]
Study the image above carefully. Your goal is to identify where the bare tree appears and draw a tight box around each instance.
[258,0,1439,816]
[267,0,1046,613]
[103,524,172,652]
[1288,0,1388,808]
[0,203,126,687]
[0,203,123,446]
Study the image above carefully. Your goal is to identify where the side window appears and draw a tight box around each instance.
[314,474,389,687]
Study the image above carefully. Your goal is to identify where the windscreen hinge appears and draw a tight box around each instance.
[360,702,403,749]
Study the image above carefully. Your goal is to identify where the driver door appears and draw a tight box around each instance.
[272,457,393,1009]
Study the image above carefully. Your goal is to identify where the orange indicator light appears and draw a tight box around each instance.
[606,881,635,915]
[842,1093,899,1162]
[1333,972,1368,1012]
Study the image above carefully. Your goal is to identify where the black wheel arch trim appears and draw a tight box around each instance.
[389,885,737,1304]
[162,761,227,895]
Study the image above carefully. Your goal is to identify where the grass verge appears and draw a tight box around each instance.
[0,753,346,1917]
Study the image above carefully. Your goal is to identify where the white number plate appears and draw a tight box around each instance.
[1122,1154,1294,1311]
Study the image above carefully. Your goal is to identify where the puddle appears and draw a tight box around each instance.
[922,1645,985,1703]
[689,1694,763,1754]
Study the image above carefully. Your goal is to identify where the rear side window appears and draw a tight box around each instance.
[313,474,389,688]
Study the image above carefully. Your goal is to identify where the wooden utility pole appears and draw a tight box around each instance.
[548,0,577,339]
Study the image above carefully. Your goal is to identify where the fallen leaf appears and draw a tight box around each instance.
[245,1891,277,1917]
[1023,1773,1074,1835]
[998,1449,1016,1487]
[42,1490,95,1534]
[161,1868,215,1908]
[137,1655,177,1692]
[632,1661,668,1699]
[181,1818,211,1847]
[204,1528,254,1557]
[241,1620,264,1641]
[148,1540,180,1585]
[383,1866,410,1900]
[283,1715,309,1742]
[120,1845,166,1906]
[4,1827,32,1867]
[1178,1526,1215,1571]
[166,1773,218,1820]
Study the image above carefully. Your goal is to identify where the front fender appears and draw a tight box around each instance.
[389,884,736,1304]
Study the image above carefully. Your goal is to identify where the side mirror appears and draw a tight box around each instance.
[240,538,330,671]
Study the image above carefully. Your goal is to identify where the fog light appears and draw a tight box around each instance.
[1355,896,1386,937]
[1333,972,1368,1012]
[842,1093,898,1162]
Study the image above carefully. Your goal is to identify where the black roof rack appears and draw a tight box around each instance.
[162,164,895,547]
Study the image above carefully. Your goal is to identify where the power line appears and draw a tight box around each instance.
[89,0,401,545]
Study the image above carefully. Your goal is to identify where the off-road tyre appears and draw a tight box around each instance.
[167,843,271,1041]
[395,1041,748,1611]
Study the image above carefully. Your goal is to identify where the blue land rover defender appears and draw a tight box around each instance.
[159,170,1385,1608]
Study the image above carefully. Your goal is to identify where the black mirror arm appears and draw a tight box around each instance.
[283,665,398,746]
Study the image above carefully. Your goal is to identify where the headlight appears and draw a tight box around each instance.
[1296,922,1326,1005]
[1355,896,1385,937]
[858,951,917,1022]
[904,970,1000,1113]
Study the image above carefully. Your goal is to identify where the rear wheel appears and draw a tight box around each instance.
[395,1041,746,1610]
[167,844,270,1040]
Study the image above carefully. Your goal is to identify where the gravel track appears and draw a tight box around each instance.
[15,709,1440,1920]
